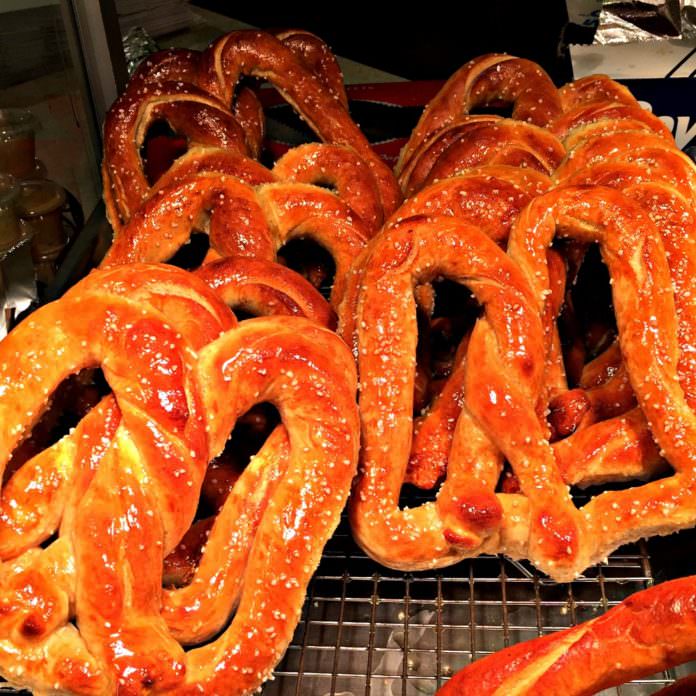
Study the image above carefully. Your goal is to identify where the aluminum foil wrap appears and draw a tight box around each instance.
[122,26,159,76]
[567,0,696,43]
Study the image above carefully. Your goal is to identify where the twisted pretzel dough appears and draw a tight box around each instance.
[397,54,561,177]
[195,255,336,328]
[340,216,586,580]
[438,576,696,696]
[398,116,564,196]
[0,264,358,695]
[102,177,368,308]
[103,30,400,231]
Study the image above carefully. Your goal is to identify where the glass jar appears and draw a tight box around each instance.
[0,109,38,180]
[17,179,67,258]
[0,174,21,254]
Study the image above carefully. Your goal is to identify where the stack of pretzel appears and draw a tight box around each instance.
[0,27,695,696]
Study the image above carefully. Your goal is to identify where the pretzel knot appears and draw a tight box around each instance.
[339,217,586,580]
[0,265,359,695]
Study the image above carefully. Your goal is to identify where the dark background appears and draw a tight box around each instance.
[191,2,576,84]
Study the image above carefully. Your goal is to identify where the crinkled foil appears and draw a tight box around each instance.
[122,26,159,76]
[566,0,696,43]
[0,237,37,339]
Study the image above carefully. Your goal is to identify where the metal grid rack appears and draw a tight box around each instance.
[263,516,696,696]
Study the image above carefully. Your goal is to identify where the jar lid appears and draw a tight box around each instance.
[0,109,37,141]
[0,173,19,208]
[17,179,66,217]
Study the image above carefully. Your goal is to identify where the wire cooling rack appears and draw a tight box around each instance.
[263,516,696,696]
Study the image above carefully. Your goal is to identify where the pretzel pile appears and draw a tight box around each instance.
[1,27,696,696]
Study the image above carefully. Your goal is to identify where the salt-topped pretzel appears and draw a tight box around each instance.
[340,216,586,580]
[399,116,564,195]
[506,185,696,569]
[272,143,384,232]
[195,30,400,215]
[0,264,234,693]
[195,255,336,328]
[102,177,368,309]
[438,576,696,696]
[0,265,358,694]
[397,54,562,177]
[546,120,696,486]
[103,30,400,231]
[102,81,248,228]
[375,167,554,490]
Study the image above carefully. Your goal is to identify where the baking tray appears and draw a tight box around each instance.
[262,520,696,696]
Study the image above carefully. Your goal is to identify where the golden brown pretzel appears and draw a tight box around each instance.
[0,265,359,694]
[397,54,562,177]
[339,216,586,580]
[272,143,384,232]
[376,167,553,490]
[195,255,336,328]
[102,177,368,308]
[437,576,696,696]
[506,185,696,567]
[398,116,564,196]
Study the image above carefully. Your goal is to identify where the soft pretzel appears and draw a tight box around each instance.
[0,265,358,694]
[398,116,564,195]
[397,54,561,177]
[340,216,586,580]
[506,185,696,566]
[195,255,336,328]
[437,576,696,696]
[102,177,368,308]
[272,143,384,232]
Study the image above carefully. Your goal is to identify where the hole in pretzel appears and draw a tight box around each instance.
[141,120,188,186]
[468,100,515,119]
[166,231,211,271]
[277,237,336,299]
[162,402,280,589]
[5,368,108,482]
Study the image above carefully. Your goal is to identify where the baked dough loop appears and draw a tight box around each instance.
[101,177,368,309]
[0,264,359,695]
[102,30,399,232]
[343,181,695,582]
[397,54,562,180]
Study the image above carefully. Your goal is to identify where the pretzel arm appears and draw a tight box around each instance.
[101,175,272,267]
[438,576,696,696]
[176,318,358,693]
[162,427,290,644]
[231,86,264,159]
[403,120,564,195]
[276,29,349,108]
[199,30,401,216]
[272,143,384,232]
[553,407,664,487]
[390,168,553,246]
[195,256,336,328]
[398,54,561,175]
